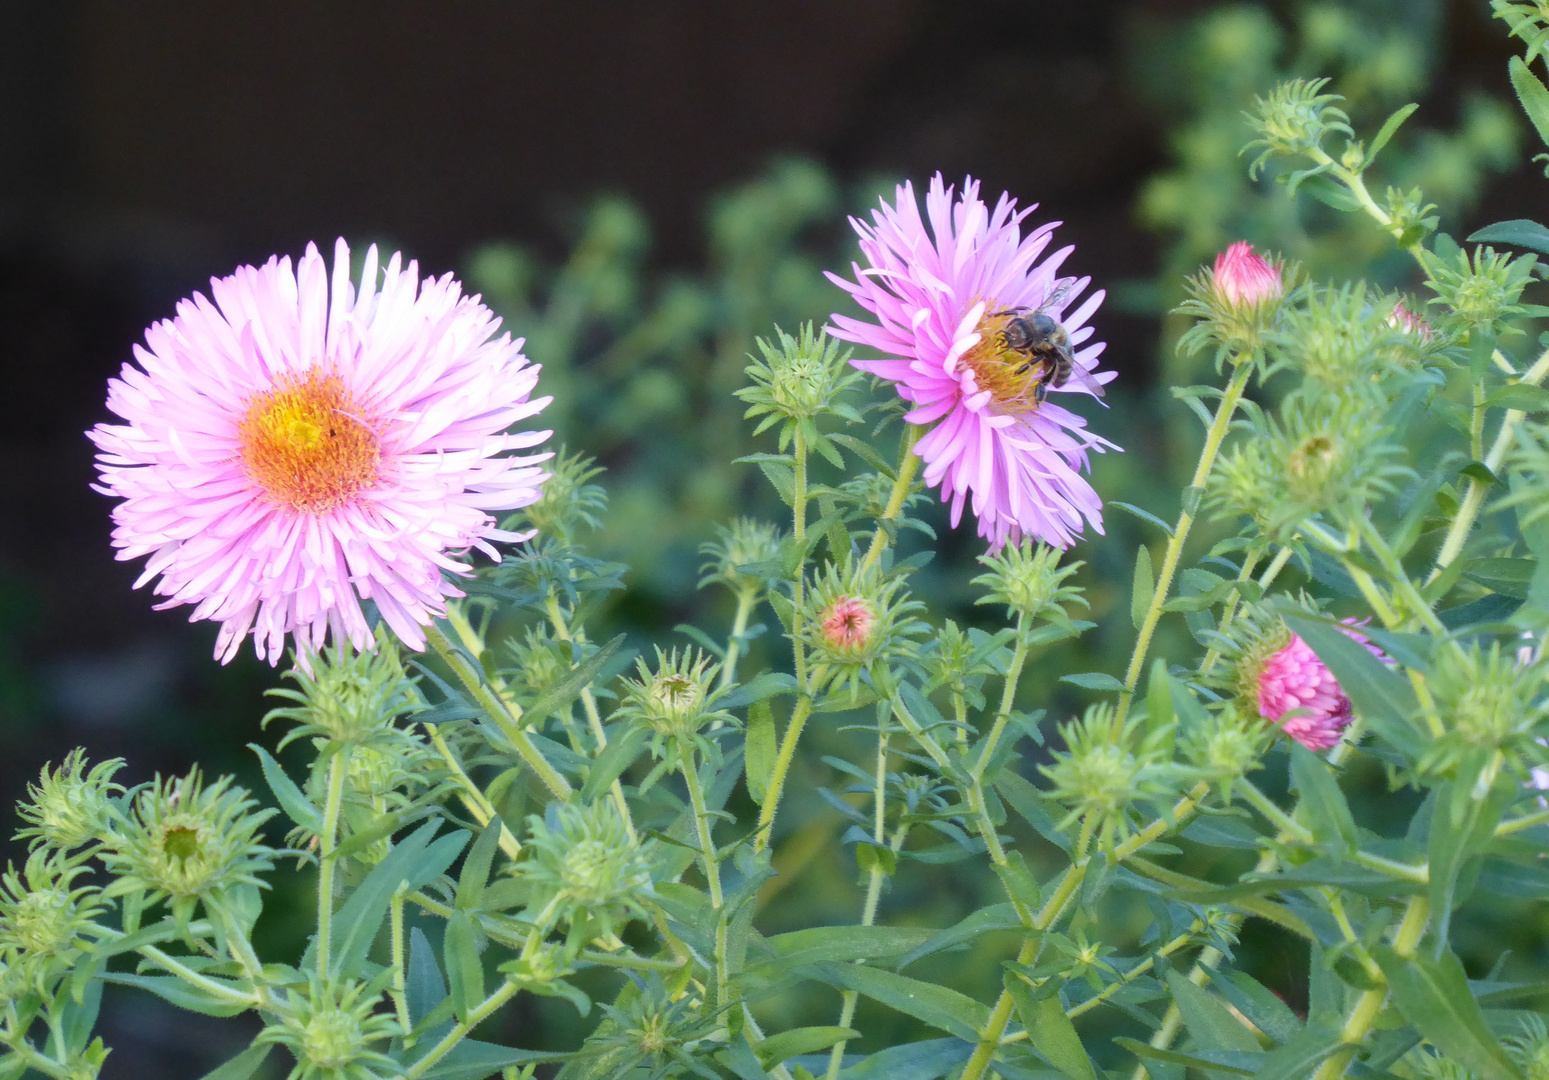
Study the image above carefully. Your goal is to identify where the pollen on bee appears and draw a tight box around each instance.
[960,309,1048,415]
[239,369,381,512]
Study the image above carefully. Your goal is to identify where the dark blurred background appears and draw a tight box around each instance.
[0,1,1536,1074]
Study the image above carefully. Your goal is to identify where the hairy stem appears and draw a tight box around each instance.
[858,424,924,575]
[316,747,348,975]
[754,694,813,852]
[1117,360,1254,727]
[396,980,523,1080]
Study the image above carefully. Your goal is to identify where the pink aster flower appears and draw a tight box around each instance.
[826,174,1116,550]
[1251,622,1383,752]
[90,239,552,665]
[1213,241,1283,309]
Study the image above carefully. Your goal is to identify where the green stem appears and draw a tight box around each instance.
[970,614,1029,784]
[1427,341,1549,584]
[396,980,523,1080]
[543,590,637,840]
[138,944,260,1008]
[717,587,759,692]
[1311,897,1429,1080]
[681,755,728,1010]
[1200,546,1287,675]
[754,694,813,853]
[1117,360,1254,727]
[1064,925,1200,1020]
[958,783,1212,1080]
[391,886,413,1041]
[858,424,924,575]
[1497,805,1549,835]
[427,623,573,801]
[792,426,811,690]
[426,726,522,859]
[316,747,348,976]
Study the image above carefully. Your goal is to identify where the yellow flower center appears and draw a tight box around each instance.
[239,369,380,512]
[958,309,1049,415]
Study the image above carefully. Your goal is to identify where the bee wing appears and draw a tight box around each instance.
[1036,278,1079,315]
[1059,356,1107,398]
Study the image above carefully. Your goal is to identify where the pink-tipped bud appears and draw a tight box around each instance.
[1388,299,1434,341]
[1213,242,1283,308]
[820,596,875,653]
[1253,620,1383,752]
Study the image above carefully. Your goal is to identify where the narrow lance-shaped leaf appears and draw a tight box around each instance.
[1374,945,1523,1080]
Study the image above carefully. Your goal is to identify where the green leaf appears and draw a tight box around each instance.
[443,910,484,1025]
[523,634,626,727]
[1511,56,1549,150]
[809,963,991,1041]
[993,852,1041,913]
[758,459,797,506]
[195,1045,273,1080]
[761,925,937,970]
[1132,544,1154,631]
[1430,780,1509,945]
[753,1027,860,1069]
[896,903,1022,970]
[744,700,777,804]
[1114,1038,1255,1076]
[1365,102,1419,166]
[1461,557,1536,599]
[1210,970,1302,1044]
[1280,612,1423,759]
[1110,501,1174,536]
[1007,979,1097,1080]
[1059,672,1126,693]
[829,433,896,477]
[1166,971,1261,1053]
[1470,218,1549,255]
[834,1037,970,1080]
[408,927,448,1026]
[1485,384,1549,413]
[855,842,897,877]
[99,974,248,1018]
[720,671,799,710]
[455,819,503,912]
[249,744,322,835]
[1250,1025,1345,1080]
[418,1041,571,1080]
[580,724,649,801]
[1289,743,1358,850]
[1373,946,1523,1080]
[324,820,469,979]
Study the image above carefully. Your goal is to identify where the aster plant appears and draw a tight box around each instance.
[13,9,1549,1080]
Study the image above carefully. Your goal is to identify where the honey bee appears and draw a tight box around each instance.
[990,280,1105,401]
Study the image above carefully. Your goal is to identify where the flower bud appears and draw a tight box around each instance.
[698,517,784,596]
[972,541,1086,626]
[617,648,730,743]
[1180,705,1266,794]
[1426,244,1534,336]
[1235,620,1382,752]
[16,749,124,851]
[1177,243,1292,361]
[736,323,862,446]
[0,852,103,977]
[100,769,276,919]
[1041,704,1172,853]
[1214,242,1284,309]
[519,446,606,544]
[264,639,418,750]
[257,975,401,1079]
[797,563,925,697]
[520,801,654,940]
[1505,1015,1549,1080]
[1387,297,1434,340]
[1424,642,1548,782]
[1244,78,1353,173]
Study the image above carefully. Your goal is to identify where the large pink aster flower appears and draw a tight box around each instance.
[827,174,1116,549]
[90,239,552,664]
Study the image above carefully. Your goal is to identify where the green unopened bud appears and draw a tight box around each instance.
[972,541,1086,625]
[257,975,401,1080]
[265,640,418,750]
[1422,642,1549,783]
[1425,244,1534,336]
[101,769,275,918]
[1041,704,1172,853]
[519,446,607,544]
[736,323,862,448]
[16,749,123,851]
[1276,282,1411,391]
[1506,1015,1549,1080]
[617,648,730,743]
[698,517,784,595]
[1244,78,1353,177]
[1180,705,1266,797]
[1384,187,1439,248]
[521,801,654,939]
[0,851,103,964]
